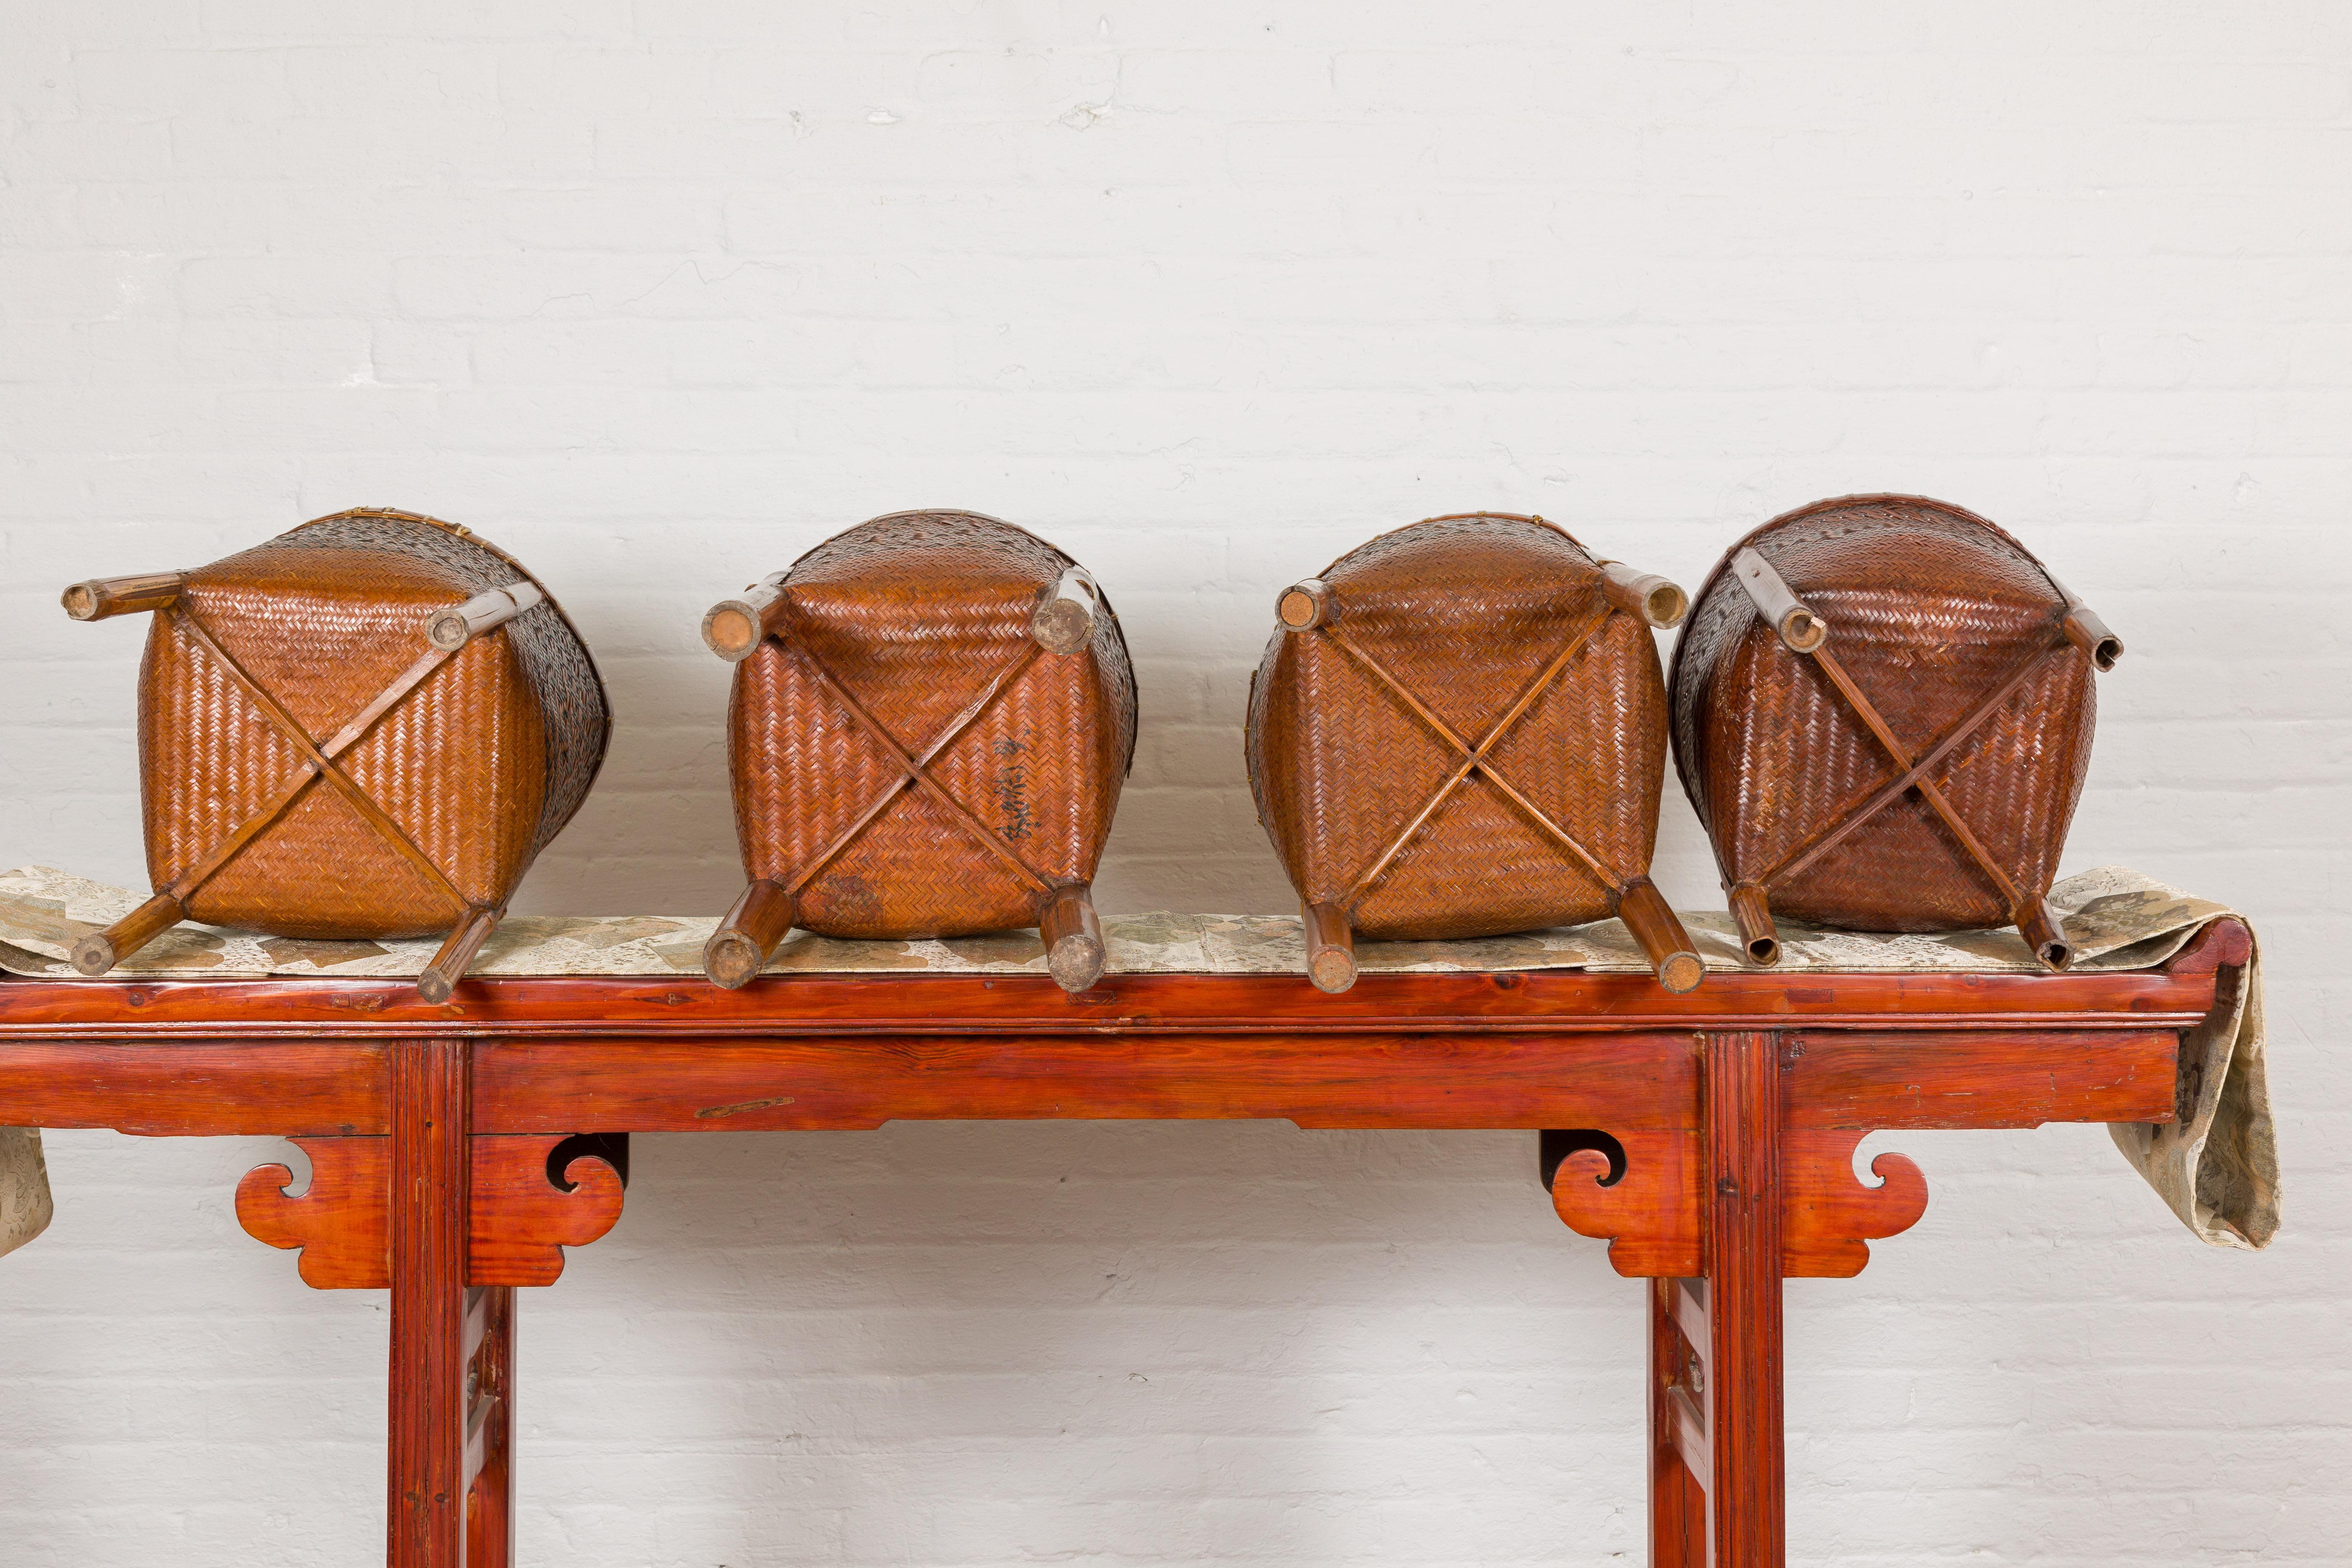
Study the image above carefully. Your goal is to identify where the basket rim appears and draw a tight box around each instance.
[1665,491,2061,704]
[1313,511,1596,580]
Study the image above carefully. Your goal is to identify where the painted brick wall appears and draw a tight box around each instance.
[3,3,2347,1562]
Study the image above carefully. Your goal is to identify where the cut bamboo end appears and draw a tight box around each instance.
[1779,609,1827,652]
[70,891,186,976]
[417,907,502,1004]
[1599,562,1689,629]
[1040,883,1106,994]
[704,879,797,989]
[1277,578,1332,632]
[1618,879,1706,994]
[2049,576,2123,672]
[1302,901,1357,994]
[61,572,186,623]
[2061,605,2123,671]
[2018,897,2075,973]
[1731,546,1828,653]
[423,581,544,652]
[701,578,788,664]
[1032,567,1099,655]
[1727,882,1782,967]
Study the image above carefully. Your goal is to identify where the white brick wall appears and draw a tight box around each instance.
[3,2,2347,1561]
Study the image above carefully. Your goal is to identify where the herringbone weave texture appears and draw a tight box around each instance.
[140,508,610,938]
[1245,514,1669,941]
[730,510,1137,939]
[1670,494,2096,931]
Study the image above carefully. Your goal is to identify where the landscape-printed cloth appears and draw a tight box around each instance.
[0,865,2272,1259]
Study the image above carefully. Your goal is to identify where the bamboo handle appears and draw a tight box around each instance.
[1040,882,1106,994]
[1617,879,1705,994]
[1302,900,1357,994]
[1277,578,1332,632]
[1597,562,1688,628]
[1730,547,1827,653]
[1031,568,1099,655]
[701,575,790,663]
[70,891,187,975]
[2049,577,2123,671]
[61,572,185,622]
[1727,882,1781,967]
[2016,897,2075,972]
[417,906,502,1004]
[423,582,543,652]
[704,879,797,989]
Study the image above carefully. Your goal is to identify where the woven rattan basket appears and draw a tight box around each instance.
[61,507,612,1000]
[700,510,1138,994]
[1670,494,2122,970]
[1244,513,1703,994]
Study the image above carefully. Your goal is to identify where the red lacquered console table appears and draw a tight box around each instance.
[0,917,2251,1568]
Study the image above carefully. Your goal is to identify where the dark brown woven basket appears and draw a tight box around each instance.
[1243,513,1703,994]
[1669,494,2123,971]
[61,508,612,999]
[700,510,1137,994]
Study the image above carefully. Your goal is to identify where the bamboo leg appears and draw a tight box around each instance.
[1730,548,1826,652]
[2016,897,2074,973]
[1599,561,1689,628]
[704,879,798,990]
[1030,567,1099,655]
[1040,882,1106,994]
[1619,879,1706,994]
[419,907,502,1006]
[1703,1030,1787,1565]
[701,576,788,663]
[2052,577,2125,671]
[464,1286,516,1568]
[1277,577,1332,631]
[389,1041,468,1568]
[1728,882,1781,968]
[69,891,186,975]
[60,571,184,621]
[1302,901,1357,994]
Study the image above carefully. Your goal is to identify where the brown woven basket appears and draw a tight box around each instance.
[1243,513,1703,994]
[1669,494,2122,971]
[61,507,612,1001]
[700,510,1138,994]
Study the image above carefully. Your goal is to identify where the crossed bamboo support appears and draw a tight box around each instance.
[702,572,1109,994]
[1726,548,2123,971]
[1280,565,1703,996]
[61,573,534,999]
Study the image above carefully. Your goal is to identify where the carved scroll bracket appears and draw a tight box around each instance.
[470,1134,626,1287]
[237,1136,390,1289]
[1548,1127,1704,1279]
[236,1133,627,1289]
[1781,1128,1928,1278]
[1546,1124,1927,1279]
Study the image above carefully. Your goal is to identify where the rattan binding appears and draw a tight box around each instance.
[1244,513,1701,994]
[703,510,1138,994]
[1669,493,2122,971]
[61,507,612,1000]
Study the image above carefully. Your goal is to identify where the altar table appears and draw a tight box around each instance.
[0,904,2254,1568]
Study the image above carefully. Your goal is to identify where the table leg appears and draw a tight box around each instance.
[465,1286,517,1566]
[390,1040,469,1568]
[1701,1029,1787,1565]
[1649,1277,1707,1565]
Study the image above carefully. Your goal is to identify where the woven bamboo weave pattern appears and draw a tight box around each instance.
[1671,494,2099,934]
[1246,514,1670,941]
[727,510,1136,940]
[132,508,609,940]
